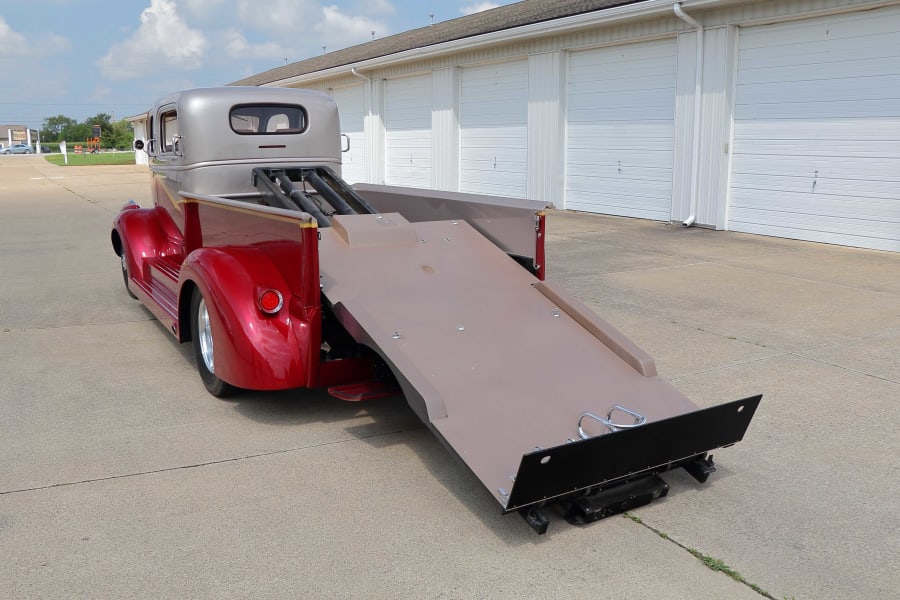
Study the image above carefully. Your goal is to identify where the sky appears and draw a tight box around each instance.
[0,0,517,129]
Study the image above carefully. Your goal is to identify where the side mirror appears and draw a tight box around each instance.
[341,133,350,153]
[133,139,145,151]
[172,134,183,155]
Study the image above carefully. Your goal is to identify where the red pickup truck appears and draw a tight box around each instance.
[113,86,759,533]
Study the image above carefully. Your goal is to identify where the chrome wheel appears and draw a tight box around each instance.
[197,297,215,374]
[190,288,236,397]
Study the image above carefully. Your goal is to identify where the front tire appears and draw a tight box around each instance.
[190,288,237,397]
[119,243,138,299]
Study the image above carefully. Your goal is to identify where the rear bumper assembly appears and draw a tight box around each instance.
[504,395,762,533]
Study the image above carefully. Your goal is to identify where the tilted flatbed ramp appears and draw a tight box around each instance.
[320,213,759,522]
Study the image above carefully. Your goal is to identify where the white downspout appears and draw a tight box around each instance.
[350,67,376,183]
[350,67,369,83]
[675,2,703,227]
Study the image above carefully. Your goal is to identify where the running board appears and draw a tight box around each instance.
[503,395,761,512]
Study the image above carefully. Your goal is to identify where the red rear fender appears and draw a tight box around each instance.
[179,245,321,390]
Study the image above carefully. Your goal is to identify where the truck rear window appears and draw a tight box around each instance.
[230,104,308,135]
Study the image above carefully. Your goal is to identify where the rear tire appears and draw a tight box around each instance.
[190,288,237,397]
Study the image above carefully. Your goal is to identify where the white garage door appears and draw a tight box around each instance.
[330,85,366,184]
[566,38,676,220]
[730,7,900,252]
[384,74,432,188]
[459,60,528,198]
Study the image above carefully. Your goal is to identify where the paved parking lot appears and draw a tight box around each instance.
[1,155,898,599]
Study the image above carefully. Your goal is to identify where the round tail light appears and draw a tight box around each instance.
[258,289,284,315]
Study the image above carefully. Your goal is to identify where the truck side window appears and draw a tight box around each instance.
[161,110,178,153]
[230,104,307,135]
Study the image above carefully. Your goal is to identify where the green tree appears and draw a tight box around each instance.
[82,113,112,142]
[67,123,91,145]
[109,119,134,150]
[41,115,77,142]
[39,113,132,149]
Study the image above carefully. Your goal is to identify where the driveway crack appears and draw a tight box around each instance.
[624,512,781,599]
[0,428,410,496]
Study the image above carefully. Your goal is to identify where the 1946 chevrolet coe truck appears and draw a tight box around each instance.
[112,86,760,533]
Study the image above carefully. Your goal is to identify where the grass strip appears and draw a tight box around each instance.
[43,152,136,166]
[624,512,782,599]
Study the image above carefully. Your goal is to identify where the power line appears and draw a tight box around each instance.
[0,102,145,106]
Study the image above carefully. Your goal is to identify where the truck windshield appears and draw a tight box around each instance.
[230,104,308,135]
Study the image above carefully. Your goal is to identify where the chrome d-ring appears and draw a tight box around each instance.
[578,405,647,439]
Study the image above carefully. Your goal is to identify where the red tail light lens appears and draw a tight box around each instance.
[258,289,283,314]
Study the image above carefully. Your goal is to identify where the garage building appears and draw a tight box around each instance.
[230,0,900,252]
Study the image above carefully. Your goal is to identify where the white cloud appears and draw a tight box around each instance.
[316,5,384,46]
[99,0,209,81]
[355,0,394,15]
[89,85,119,111]
[180,0,229,20]
[461,2,500,16]
[0,16,28,53]
[0,16,69,58]
[223,28,286,61]
[95,0,394,86]
[235,0,321,35]
[224,0,387,59]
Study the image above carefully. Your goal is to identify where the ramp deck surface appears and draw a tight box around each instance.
[319,213,700,507]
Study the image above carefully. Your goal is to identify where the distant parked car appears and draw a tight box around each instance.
[2,144,33,154]
[40,145,52,154]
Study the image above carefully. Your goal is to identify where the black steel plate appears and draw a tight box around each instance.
[505,395,762,511]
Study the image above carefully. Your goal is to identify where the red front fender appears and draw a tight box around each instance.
[112,205,179,285]
[179,244,321,391]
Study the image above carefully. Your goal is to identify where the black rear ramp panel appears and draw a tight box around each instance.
[506,395,762,522]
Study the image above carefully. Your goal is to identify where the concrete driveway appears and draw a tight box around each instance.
[1,155,897,599]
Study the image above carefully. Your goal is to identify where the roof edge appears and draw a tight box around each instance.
[259,0,715,87]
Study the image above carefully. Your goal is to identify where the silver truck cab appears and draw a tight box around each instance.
[139,86,343,198]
